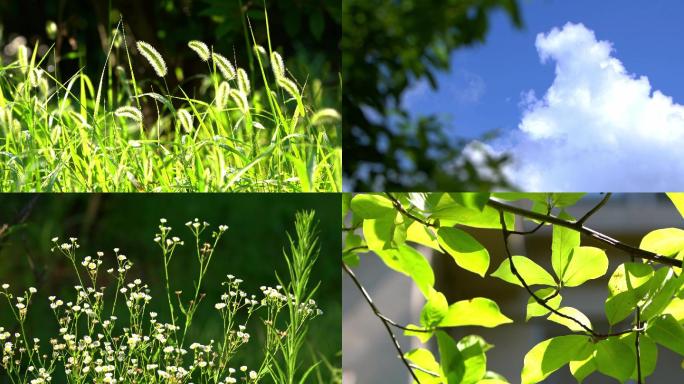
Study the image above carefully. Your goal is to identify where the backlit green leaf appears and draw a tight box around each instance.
[403,324,434,343]
[363,211,405,252]
[646,314,684,356]
[491,256,556,287]
[561,246,608,287]
[421,289,449,328]
[521,335,593,384]
[437,330,466,384]
[663,297,684,321]
[405,348,442,384]
[595,338,634,382]
[547,307,592,332]
[423,193,514,229]
[620,333,658,380]
[667,193,684,220]
[342,193,351,220]
[406,221,440,250]
[551,211,580,282]
[350,194,394,219]
[440,298,512,328]
[569,352,596,383]
[641,267,684,320]
[526,288,561,320]
[437,227,489,277]
[640,227,684,257]
[375,245,434,297]
[457,335,489,384]
[605,263,654,325]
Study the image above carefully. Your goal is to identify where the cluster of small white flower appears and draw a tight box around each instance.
[0,218,321,383]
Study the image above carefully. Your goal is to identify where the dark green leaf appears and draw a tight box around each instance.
[595,338,634,382]
[437,331,466,384]
[646,314,684,356]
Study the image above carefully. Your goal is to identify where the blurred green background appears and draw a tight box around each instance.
[0,193,341,382]
[0,0,340,107]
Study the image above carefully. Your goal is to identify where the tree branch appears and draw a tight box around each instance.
[497,210,642,340]
[487,198,682,268]
[577,193,612,225]
[342,263,424,383]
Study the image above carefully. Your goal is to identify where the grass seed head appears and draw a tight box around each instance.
[114,106,143,123]
[277,77,300,101]
[188,40,210,62]
[237,68,250,96]
[29,68,43,88]
[177,108,193,132]
[212,53,236,80]
[270,51,285,80]
[229,89,249,114]
[311,108,341,126]
[17,45,28,74]
[216,81,231,110]
[136,41,167,78]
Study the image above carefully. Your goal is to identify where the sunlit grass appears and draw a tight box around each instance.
[0,16,341,192]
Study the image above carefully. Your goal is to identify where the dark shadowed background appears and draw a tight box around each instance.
[0,0,340,105]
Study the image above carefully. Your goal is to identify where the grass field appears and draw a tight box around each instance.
[0,15,341,192]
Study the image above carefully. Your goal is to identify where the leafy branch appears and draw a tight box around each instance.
[496,209,642,341]
[345,193,684,383]
[486,198,682,268]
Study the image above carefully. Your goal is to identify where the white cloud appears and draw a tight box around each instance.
[496,22,684,191]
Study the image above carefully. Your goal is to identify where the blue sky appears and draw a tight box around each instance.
[401,0,684,140]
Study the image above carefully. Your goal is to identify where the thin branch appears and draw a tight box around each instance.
[487,199,682,268]
[385,193,436,228]
[342,263,423,383]
[343,245,369,254]
[508,221,546,236]
[577,193,612,225]
[409,363,440,378]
